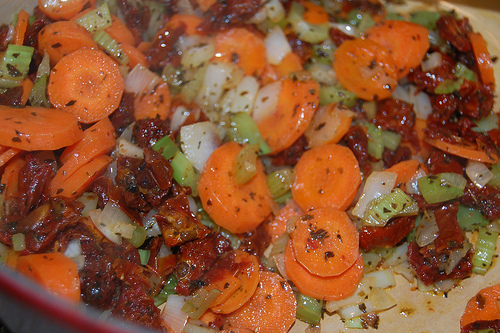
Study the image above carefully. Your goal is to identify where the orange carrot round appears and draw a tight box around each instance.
[198,142,274,234]
[213,28,267,76]
[284,240,364,301]
[302,1,329,24]
[266,199,303,241]
[38,21,98,66]
[120,43,148,69]
[0,106,83,151]
[291,143,361,211]
[47,48,125,124]
[385,158,427,190]
[291,207,360,276]
[105,15,137,46]
[255,78,319,154]
[467,31,495,88]
[333,37,398,101]
[365,20,429,79]
[272,51,303,78]
[133,81,172,121]
[17,252,81,303]
[38,0,96,20]
[461,284,500,330]
[304,103,354,148]
[225,271,297,333]
[13,9,29,46]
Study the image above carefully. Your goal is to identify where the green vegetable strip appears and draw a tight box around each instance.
[0,44,34,88]
[233,144,259,185]
[182,288,221,319]
[92,30,129,66]
[154,275,178,306]
[170,151,200,196]
[418,173,467,204]
[472,227,498,275]
[343,316,365,329]
[382,130,401,151]
[152,135,180,160]
[456,205,489,232]
[75,2,112,34]
[473,113,499,133]
[365,122,384,160]
[363,188,419,227]
[488,162,500,186]
[129,225,147,248]
[318,85,357,107]
[409,11,441,30]
[29,53,51,107]
[295,292,323,326]
[138,249,150,265]
[267,167,296,199]
[228,112,271,155]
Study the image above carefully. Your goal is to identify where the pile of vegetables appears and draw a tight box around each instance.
[0,0,499,332]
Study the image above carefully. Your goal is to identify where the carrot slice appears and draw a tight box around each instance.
[50,117,116,196]
[304,103,354,148]
[17,252,81,303]
[291,207,359,277]
[333,37,398,101]
[0,147,22,168]
[211,250,260,314]
[291,143,361,211]
[1,155,26,198]
[284,240,364,301]
[38,21,98,66]
[133,81,172,120]
[20,78,33,106]
[213,28,267,76]
[225,271,296,333]
[0,106,83,151]
[13,9,29,46]
[272,51,304,78]
[365,20,429,79]
[167,14,203,35]
[204,270,242,308]
[197,142,274,234]
[467,31,495,88]
[385,159,428,190]
[266,199,303,241]
[255,78,319,154]
[121,42,148,69]
[54,154,113,198]
[105,15,137,46]
[47,48,125,124]
[302,1,329,24]
[38,0,96,20]
[425,137,499,164]
[461,284,500,330]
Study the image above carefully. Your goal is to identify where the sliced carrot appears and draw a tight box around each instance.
[461,284,500,330]
[272,51,303,78]
[225,271,296,333]
[385,158,428,190]
[54,154,113,198]
[211,250,260,314]
[467,31,495,88]
[1,155,26,198]
[38,0,97,20]
[366,20,429,79]
[333,37,398,101]
[198,142,274,234]
[291,142,361,211]
[47,48,125,124]
[120,42,148,69]
[13,9,29,46]
[255,78,319,154]
[38,21,98,66]
[0,106,83,151]
[213,28,267,76]
[167,14,203,36]
[105,15,137,46]
[0,147,22,168]
[266,199,303,241]
[284,240,364,301]
[50,117,116,195]
[291,207,359,277]
[17,252,81,303]
[302,1,329,24]
[20,78,33,106]
[194,0,216,12]
[133,81,172,121]
[304,103,354,148]
[204,270,242,308]
[425,137,499,164]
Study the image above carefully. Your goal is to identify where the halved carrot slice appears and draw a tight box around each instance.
[461,284,500,330]
[425,137,498,164]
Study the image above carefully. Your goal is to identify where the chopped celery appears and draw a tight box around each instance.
[228,112,271,155]
[344,316,365,329]
[162,65,185,94]
[274,190,293,204]
[488,162,500,186]
[29,52,51,107]
[170,151,200,196]
[472,227,498,275]
[312,42,335,65]
[382,130,401,151]
[347,9,375,32]
[152,135,179,160]
[456,205,489,232]
[154,274,178,306]
[267,167,296,199]
[182,288,221,319]
[473,113,499,133]
[75,2,112,34]
[138,249,150,265]
[318,85,357,107]
[385,12,405,21]
[0,44,34,88]
[363,188,419,227]
[295,292,323,325]
[12,233,26,252]
[93,30,129,66]
[233,144,259,185]
[435,77,464,95]
[364,122,384,160]
[455,62,477,82]
[287,2,329,44]
[129,225,147,248]
[418,173,467,204]
[410,11,441,30]
[181,65,207,103]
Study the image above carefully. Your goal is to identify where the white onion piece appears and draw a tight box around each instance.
[434,279,456,293]
[466,160,494,188]
[180,36,216,68]
[352,171,398,218]
[415,211,439,247]
[381,243,409,268]
[391,85,411,103]
[76,192,99,217]
[393,261,415,282]
[89,203,137,244]
[421,52,443,72]
[329,22,358,37]
[125,64,162,95]
[89,209,121,244]
[161,295,189,333]
[304,103,354,148]
[64,239,82,258]
[143,208,162,237]
[264,26,292,65]
[171,105,195,133]
[336,300,376,321]
[119,122,135,142]
[363,270,396,289]
[272,252,289,280]
[220,75,259,114]
[308,62,337,86]
[325,276,374,312]
[264,0,286,22]
[443,241,471,275]
[180,121,221,172]
[158,243,173,258]
[195,62,243,109]
[252,81,281,123]
[405,164,427,195]
[183,323,217,333]
[410,85,433,120]
[368,287,397,312]
[118,137,144,159]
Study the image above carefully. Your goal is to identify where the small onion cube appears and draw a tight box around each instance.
[466,160,494,188]
[352,171,398,218]
[180,121,221,172]
[264,26,292,65]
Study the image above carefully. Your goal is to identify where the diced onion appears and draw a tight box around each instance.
[180,121,221,172]
[89,203,137,244]
[329,22,358,37]
[421,52,443,72]
[143,208,162,237]
[170,105,198,133]
[125,64,162,96]
[308,62,337,86]
[352,171,398,219]
[220,75,259,114]
[161,295,189,333]
[252,81,281,123]
[64,239,82,258]
[336,300,376,321]
[381,243,409,268]
[412,88,432,120]
[263,0,286,22]
[264,26,292,65]
[195,62,244,109]
[444,241,471,275]
[415,210,439,247]
[118,137,144,159]
[466,160,494,188]
[363,270,396,289]
[180,36,216,69]
[305,103,354,148]
[76,192,99,217]
[368,287,397,311]
[12,233,26,252]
